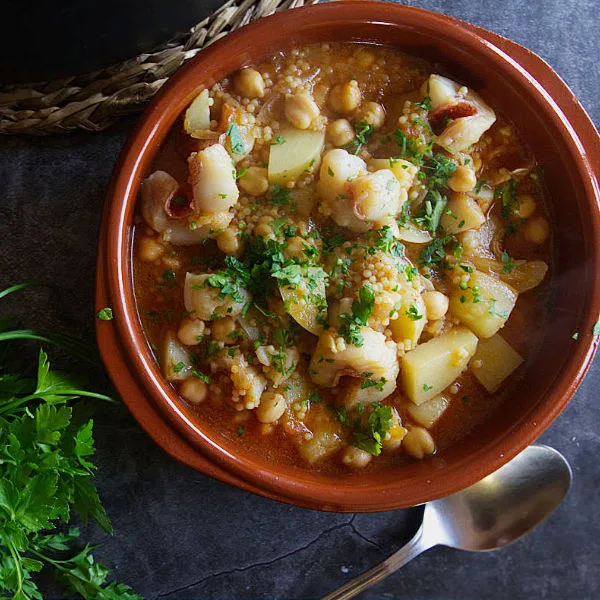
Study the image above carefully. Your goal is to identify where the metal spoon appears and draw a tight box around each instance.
[323,445,572,600]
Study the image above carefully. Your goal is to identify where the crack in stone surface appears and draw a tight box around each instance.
[155,517,378,598]
[349,514,385,553]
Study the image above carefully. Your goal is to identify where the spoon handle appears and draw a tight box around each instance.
[321,524,432,600]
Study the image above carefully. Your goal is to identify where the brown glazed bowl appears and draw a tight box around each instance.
[96,1,600,511]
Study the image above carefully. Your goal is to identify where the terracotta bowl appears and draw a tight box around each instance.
[96,1,600,512]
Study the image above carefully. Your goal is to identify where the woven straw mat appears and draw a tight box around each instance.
[0,0,319,135]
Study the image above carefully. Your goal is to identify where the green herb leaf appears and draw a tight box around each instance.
[501,250,526,274]
[226,122,246,155]
[96,307,113,321]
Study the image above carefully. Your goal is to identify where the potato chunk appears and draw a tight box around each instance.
[405,394,450,428]
[278,267,327,335]
[298,409,344,464]
[402,326,478,405]
[162,332,192,381]
[449,271,517,339]
[389,288,427,350]
[268,128,325,185]
[470,333,524,392]
[439,192,485,234]
[184,89,212,136]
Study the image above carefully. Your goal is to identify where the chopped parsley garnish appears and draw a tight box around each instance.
[173,361,185,373]
[495,178,519,219]
[159,269,177,288]
[96,307,113,321]
[474,179,488,194]
[423,383,433,391]
[192,370,212,383]
[323,232,346,253]
[337,284,375,347]
[307,390,322,404]
[270,184,291,206]
[393,128,431,164]
[414,189,447,234]
[352,284,375,326]
[404,265,418,282]
[269,217,290,237]
[488,298,508,319]
[349,402,394,456]
[405,305,423,321]
[226,122,246,155]
[419,235,450,266]
[344,120,375,155]
[415,95,432,111]
[271,135,286,145]
[360,373,388,391]
[423,153,457,189]
[501,250,526,274]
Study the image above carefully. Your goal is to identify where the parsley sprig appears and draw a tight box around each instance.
[0,284,140,600]
[338,284,375,347]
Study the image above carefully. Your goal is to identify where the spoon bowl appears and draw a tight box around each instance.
[323,445,572,600]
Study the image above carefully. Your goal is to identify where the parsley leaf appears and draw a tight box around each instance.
[95,307,113,321]
[495,179,518,219]
[352,284,375,326]
[344,120,375,155]
[0,283,141,600]
[501,250,526,274]
[269,185,291,207]
[226,122,246,155]
[350,403,394,456]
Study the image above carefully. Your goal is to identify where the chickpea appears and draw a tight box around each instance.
[524,216,550,244]
[285,236,307,260]
[254,216,275,239]
[341,446,373,468]
[326,118,355,147]
[422,290,449,321]
[177,318,205,346]
[138,236,164,262]
[284,92,320,130]
[448,165,476,192]
[238,166,268,196]
[403,427,435,460]
[516,194,537,219]
[217,227,242,256]
[211,316,236,342]
[179,377,208,405]
[329,80,361,114]
[233,68,265,99]
[256,391,286,423]
[355,102,386,130]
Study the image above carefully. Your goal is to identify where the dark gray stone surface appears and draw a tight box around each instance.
[1,1,599,598]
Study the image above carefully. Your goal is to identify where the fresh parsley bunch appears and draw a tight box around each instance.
[0,284,141,600]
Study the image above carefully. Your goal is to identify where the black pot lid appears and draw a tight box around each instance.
[1,0,226,83]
